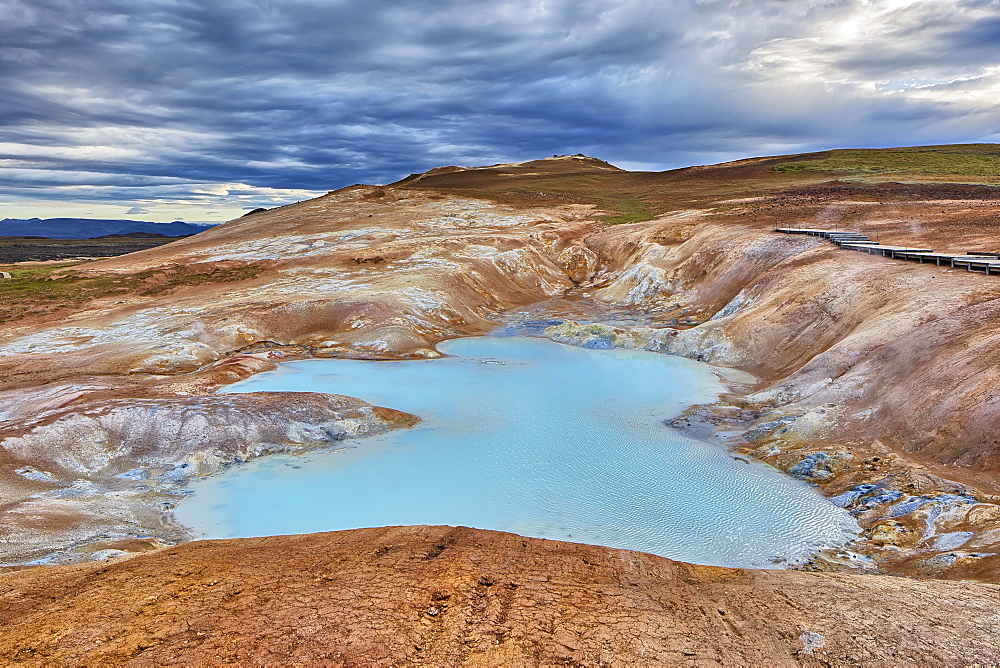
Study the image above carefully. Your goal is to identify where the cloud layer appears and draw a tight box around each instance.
[1,0,998,219]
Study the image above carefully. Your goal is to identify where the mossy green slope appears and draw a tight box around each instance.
[773,144,1000,183]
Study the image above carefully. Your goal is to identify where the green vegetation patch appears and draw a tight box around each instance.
[415,172,660,226]
[501,175,657,225]
[773,144,1000,183]
[0,262,263,323]
[593,195,656,225]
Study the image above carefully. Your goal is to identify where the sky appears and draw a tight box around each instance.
[1,0,998,223]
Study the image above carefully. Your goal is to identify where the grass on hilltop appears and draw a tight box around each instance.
[594,197,657,225]
[398,143,1000,224]
[773,144,1000,183]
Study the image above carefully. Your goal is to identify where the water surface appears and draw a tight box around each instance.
[175,337,857,568]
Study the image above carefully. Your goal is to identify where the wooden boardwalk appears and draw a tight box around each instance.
[775,228,1000,276]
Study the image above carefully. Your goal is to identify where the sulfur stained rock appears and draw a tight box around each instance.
[869,520,922,548]
[556,244,598,283]
[786,450,857,483]
[542,320,637,349]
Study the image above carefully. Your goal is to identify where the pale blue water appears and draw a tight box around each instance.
[174,336,858,568]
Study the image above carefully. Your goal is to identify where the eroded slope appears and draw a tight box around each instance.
[0,187,599,565]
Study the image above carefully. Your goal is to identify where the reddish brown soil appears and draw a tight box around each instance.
[2,526,998,666]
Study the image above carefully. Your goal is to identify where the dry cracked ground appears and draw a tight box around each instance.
[4,148,1000,663]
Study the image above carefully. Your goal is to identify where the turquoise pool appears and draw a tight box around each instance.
[174,336,857,568]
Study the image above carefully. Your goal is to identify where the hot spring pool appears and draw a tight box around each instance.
[174,336,857,568]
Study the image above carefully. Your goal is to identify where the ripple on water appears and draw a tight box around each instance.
[174,336,858,569]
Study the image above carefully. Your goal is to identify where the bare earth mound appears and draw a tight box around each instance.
[2,526,998,666]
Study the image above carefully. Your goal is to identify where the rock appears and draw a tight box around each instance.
[556,244,598,283]
[786,450,856,483]
[869,520,921,548]
[0,392,417,565]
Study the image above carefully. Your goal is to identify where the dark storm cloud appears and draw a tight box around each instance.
[0,0,998,215]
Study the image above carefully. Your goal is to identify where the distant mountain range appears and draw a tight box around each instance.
[0,218,216,239]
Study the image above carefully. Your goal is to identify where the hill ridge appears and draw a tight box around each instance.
[0,218,214,240]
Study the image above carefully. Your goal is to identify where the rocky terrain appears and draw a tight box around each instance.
[0,180,597,568]
[3,526,999,665]
[542,220,1000,580]
[1,391,415,565]
[3,146,1000,661]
